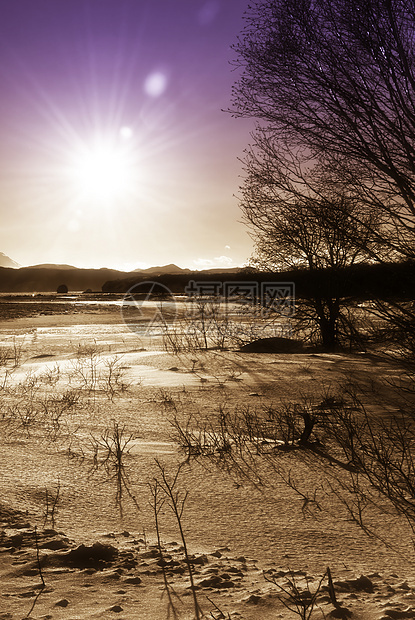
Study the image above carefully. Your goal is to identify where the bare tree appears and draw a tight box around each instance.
[232,0,415,259]
[240,135,383,349]
[232,0,415,351]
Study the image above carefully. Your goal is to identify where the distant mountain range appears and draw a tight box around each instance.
[0,256,244,292]
[0,253,413,299]
[28,263,191,273]
[133,263,191,275]
[133,263,242,276]
[27,263,78,270]
[0,252,20,269]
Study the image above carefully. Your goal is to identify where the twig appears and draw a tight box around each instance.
[154,459,203,620]
[149,479,181,619]
[206,595,232,619]
[25,526,45,618]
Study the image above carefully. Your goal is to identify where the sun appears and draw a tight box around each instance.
[68,134,137,204]
[75,147,128,199]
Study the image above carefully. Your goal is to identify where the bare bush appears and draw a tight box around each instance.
[171,389,415,539]
[162,298,290,353]
[152,460,203,620]
[67,352,130,399]
[39,388,82,439]
[89,422,139,517]
[38,363,61,386]
[264,568,327,620]
[148,478,182,620]
[42,480,61,529]
[101,355,130,400]
[68,351,99,393]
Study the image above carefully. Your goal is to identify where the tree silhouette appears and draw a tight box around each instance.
[232,0,415,259]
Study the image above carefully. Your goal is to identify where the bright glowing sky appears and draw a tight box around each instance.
[0,0,254,271]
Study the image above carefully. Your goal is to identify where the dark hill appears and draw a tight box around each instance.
[0,267,130,293]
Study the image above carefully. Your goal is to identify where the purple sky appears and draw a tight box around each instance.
[0,0,254,270]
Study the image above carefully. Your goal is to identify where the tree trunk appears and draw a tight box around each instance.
[314,297,340,351]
